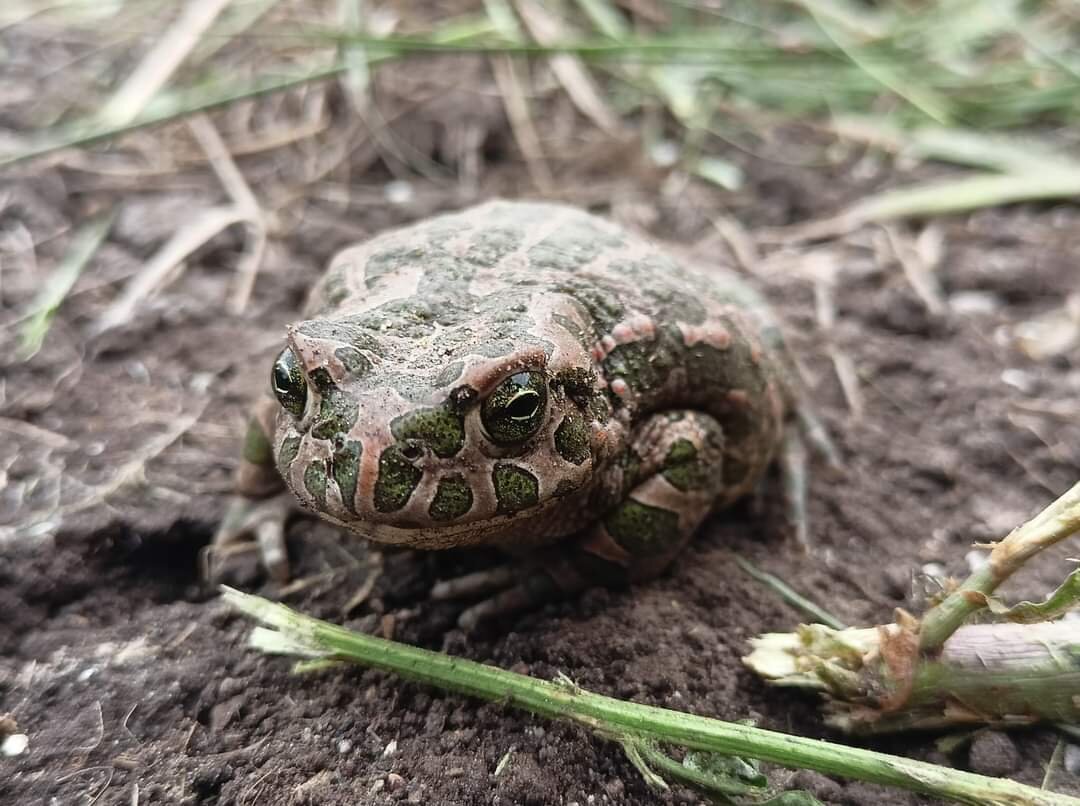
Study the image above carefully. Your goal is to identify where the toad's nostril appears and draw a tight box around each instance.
[399,441,424,461]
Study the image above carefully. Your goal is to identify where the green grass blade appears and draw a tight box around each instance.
[735,556,847,630]
[18,211,115,360]
[851,170,1080,222]
[574,0,628,39]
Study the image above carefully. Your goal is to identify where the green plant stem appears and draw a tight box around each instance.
[630,741,762,796]
[222,586,1077,806]
[919,481,1080,653]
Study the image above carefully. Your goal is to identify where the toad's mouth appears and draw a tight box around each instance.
[279,417,561,523]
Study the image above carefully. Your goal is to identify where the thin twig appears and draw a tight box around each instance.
[186,114,267,314]
[490,55,555,193]
[813,276,865,420]
[92,206,246,335]
[709,216,760,274]
[881,224,947,317]
[19,212,115,359]
[100,0,235,128]
[515,0,622,135]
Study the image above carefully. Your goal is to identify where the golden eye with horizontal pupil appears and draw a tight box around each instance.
[481,371,548,444]
[271,348,307,418]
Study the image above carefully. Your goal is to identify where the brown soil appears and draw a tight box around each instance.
[3,29,1080,806]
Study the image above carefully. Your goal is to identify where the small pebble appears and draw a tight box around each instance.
[603,778,625,799]
[883,567,912,600]
[337,739,352,754]
[1065,744,1080,776]
[791,770,843,801]
[649,140,680,168]
[920,562,947,580]
[969,731,1022,777]
[2,734,28,757]
[386,773,406,792]
[1000,368,1036,394]
[384,180,414,206]
[948,291,1000,316]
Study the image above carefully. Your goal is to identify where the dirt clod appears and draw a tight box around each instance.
[968,731,1023,778]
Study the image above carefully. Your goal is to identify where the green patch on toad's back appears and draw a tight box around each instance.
[602,324,685,401]
[527,218,620,271]
[316,263,351,311]
[364,244,426,283]
[460,224,524,266]
[553,279,626,334]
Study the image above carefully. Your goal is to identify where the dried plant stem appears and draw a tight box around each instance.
[747,621,1080,734]
[100,0,235,127]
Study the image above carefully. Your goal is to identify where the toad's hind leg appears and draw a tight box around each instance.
[574,410,727,584]
[436,410,726,629]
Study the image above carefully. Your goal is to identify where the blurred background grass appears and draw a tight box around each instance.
[4,0,1080,350]
[4,0,1080,164]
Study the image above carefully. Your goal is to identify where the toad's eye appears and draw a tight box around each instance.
[272,348,307,418]
[481,371,548,444]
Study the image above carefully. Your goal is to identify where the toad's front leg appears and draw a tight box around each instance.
[434,410,727,628]
[209,398,295,582]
